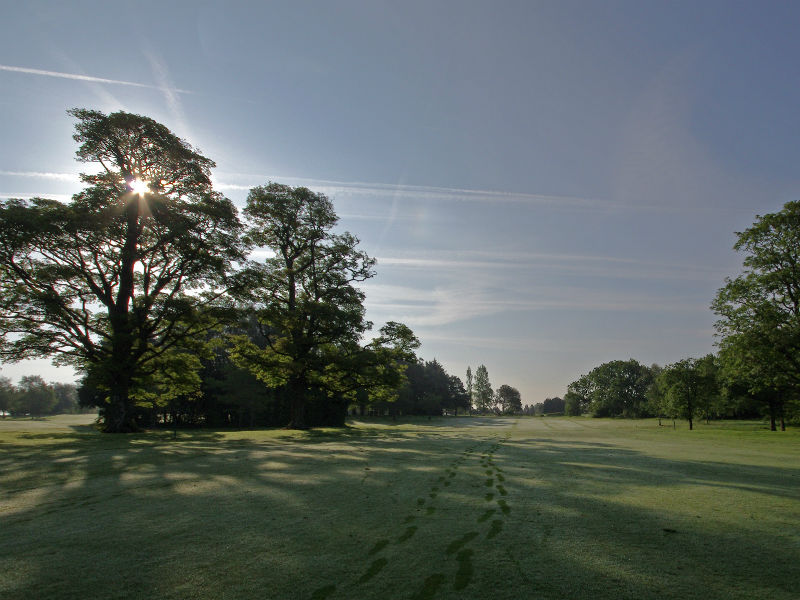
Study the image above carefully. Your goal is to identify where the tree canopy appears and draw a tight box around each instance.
[473,365,493,413]
[565,359,652,418]
[712,201,800,430]
[230,183,417,428]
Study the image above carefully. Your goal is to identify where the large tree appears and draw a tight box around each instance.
[0,109,243,432]
[712,201,800,430]
[231,183,416,428]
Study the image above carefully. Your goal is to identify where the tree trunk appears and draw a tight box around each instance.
[286,376,308,429]
[688,417,693,430]
[102,388,138,433]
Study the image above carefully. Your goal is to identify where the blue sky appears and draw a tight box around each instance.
[2,1,799,404]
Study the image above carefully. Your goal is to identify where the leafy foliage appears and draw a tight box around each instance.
[473,365,493,413]
[231,183,417,427]
[496,384,522,414]
[566,359,652,418]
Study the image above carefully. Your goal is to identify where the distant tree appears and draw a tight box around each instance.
[585,359,653,417]
[473,365,493,413]
[542,396,566,414]
[422,359,450,414]
[0,376,14,417]
[496,384,522,414]
[659,359,700,430]
[52,382,79,414]
[0,109,244,432]
[564,375,593,415]
[694,355,722,423]
[655,356,720,430]
[646,364,670,424]
[712,201,800,430]
[15,375,57,417]
[447,375,470,415]
[465,366,473,410]
[564,391,582,416]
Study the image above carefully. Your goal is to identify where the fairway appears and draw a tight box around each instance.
[1,416,798,600]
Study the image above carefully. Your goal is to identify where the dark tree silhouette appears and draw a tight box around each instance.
[0,109,244,432]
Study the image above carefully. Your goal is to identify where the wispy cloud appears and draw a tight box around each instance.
[375,249,731,283]
[362,281,707,328]
[0,170,80,182]
[143,48,191,136]
[213,171,762,215]
[0,64,192,94]
[213,171,617,210]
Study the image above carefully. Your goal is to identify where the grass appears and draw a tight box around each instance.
[0,415,798,600]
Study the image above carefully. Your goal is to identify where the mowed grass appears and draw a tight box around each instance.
[1,416,798,600]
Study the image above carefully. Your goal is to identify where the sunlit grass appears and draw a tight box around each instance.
[0,415,798,599]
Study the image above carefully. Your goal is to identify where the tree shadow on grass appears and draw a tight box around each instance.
[2,421,798,600]
[491,437,800,599]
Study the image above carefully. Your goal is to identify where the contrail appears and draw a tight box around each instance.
[0,64,192,94]
[0,170,80,182]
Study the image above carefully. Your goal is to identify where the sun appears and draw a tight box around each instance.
[128,179,149,195]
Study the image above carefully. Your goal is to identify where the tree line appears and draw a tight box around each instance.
[0,376,85,417]
[560,199,800,431]
[562,354,796,431]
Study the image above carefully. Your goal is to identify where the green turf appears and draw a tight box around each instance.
[1,415,798,599]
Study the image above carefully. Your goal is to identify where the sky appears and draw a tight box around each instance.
[2,0,800,404]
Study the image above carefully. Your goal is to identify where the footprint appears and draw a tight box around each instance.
[487,519,503,539]
[485,469,493,476]
[310,584,336,600]
[485,493,494,502]
[454,549,474,590]
[446,531,479,555]
[496,485,507,496]
[497,499,510,515]
[397,525,418,543]
[429,492,437,499]
[368,539,389,556]
[477,508,496,523]
[426,506,436,515]
[417,498,426,506]
[358,557,388,583]
[485,478,494,487]
[496,474,505,482]
[411,574,446,600]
